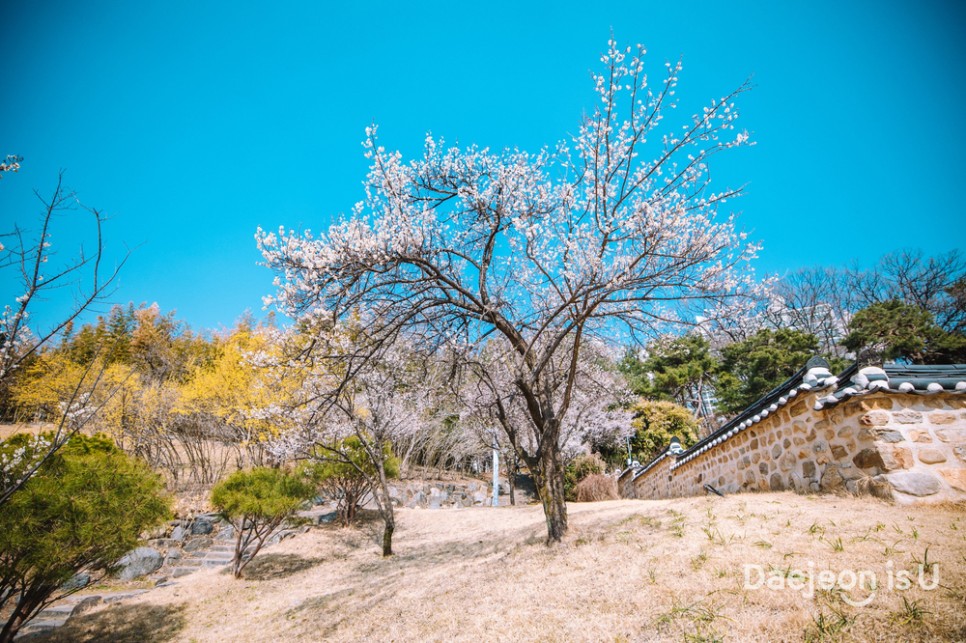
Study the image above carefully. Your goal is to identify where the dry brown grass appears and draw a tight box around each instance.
[575,474,619,502]
[38,493,966,642]
[0,423,50,440]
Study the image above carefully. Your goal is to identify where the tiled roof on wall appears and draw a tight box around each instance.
[814,363,966,409]
[621,359,966,480]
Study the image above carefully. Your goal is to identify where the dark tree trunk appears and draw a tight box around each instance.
[532,447,568,543]
[373,449,396,557]
[507,450,518,506]
[508,468,516,506]
[232,519,247,579]
[1,588,47,643]
[382,513,395,557]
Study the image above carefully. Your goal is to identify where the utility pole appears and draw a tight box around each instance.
[492,436,500,507]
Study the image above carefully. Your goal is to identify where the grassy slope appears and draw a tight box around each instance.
[40,493,966,642]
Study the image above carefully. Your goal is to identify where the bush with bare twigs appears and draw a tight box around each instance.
[574,474,618,502]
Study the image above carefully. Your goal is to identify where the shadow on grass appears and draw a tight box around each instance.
[24,603,187,643]
[241,553,325,581]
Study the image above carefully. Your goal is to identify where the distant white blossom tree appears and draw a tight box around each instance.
[267,331,437,556]
[258,40,758,542]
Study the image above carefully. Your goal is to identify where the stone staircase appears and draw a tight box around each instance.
[16,590,150,639]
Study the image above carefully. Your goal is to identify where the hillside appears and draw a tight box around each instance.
[29,493,966,642]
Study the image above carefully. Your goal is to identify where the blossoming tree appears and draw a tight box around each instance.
[268,332,436,556]
[258,41,758,542]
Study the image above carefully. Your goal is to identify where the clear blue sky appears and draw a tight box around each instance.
[2,1,965,333]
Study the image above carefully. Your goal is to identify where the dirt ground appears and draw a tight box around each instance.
[31,493,966,642]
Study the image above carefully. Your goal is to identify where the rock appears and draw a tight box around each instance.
[183,537,212,552]
[317,511,338,524]
[860,411,890,426]
[216,524,236,541]
[170,525,186,541]
[830,445,848,460]
[267,529,294,546]
[62,572,91,591]
[789,472,807,493]
[820,465,847,493]
[802,460,816,479]
[881,471,941,497]
[853,448,885,470]
[871,429,905,443]
[893,410,923,425]
[769,473,785,491]
[190,517,214,535]
[936,428,966,443]
[116,547,164,580]
[918,448,947,464]
[142,525,168,540]
[879,445,914,471]
[929,412,957,425]
[74,596,102,615]
[940,468,966,492]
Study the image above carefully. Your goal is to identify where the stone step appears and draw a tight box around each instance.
[204,556,233,564]
[19,617,67,633]
[208,546,235,553]
[101,589,149,604]
[37,604,75,617]
[172,567,198,578]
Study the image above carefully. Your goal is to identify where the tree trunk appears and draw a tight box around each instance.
[507,451,517,506]
[373,449,396,557]
[532,447,568,544]
[382,512,395,557]
[232,519,246,578]
[0,589,45,643]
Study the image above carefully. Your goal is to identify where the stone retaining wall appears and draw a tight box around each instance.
[386,475,537,509]
[621,391,966,504]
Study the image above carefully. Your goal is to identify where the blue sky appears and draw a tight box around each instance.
[2,1,965,333]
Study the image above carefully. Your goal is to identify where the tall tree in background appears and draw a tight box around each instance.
[619,334,720,433]
[714,328,820,415]
[258,40,757,542]
[842,300,966,365]
[768,249,966,350]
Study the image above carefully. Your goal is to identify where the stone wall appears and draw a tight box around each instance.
[386,478,535,508]
[622,390,966,504]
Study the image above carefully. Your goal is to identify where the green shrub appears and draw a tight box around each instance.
[211,467,316,578]
[629,400,701,464]
[0,432,171,642]
[303,437,399,526]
